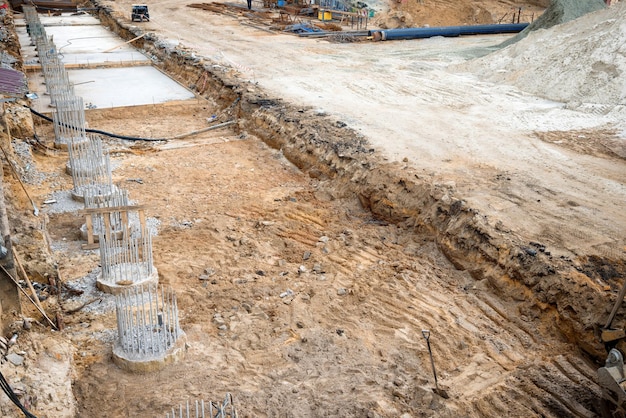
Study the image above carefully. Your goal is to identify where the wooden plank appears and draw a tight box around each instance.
[121,211,129,231]
[81,243,100,250]
[139,209,146,230]
[85,213,95,247]
[79,204,147,215]
[103,213,112,242]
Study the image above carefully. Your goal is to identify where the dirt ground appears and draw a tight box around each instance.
[0,0,625,417]
[27,103,599,417]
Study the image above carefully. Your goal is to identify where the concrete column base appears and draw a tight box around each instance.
[96,265,159,295]
[54,136,89,151]
[112,332,187,373]
[71,184,117,203]
[80,223,127,243]
[66,160,106,177]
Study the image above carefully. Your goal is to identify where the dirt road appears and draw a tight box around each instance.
[100,0,625,262]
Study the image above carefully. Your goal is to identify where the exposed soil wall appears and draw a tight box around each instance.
[0,8,28,332]
[92,2,623,361]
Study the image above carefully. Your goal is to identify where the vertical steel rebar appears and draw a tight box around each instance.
[99,225,153,287]
[115,285,181,358]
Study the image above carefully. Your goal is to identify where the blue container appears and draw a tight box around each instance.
[277,0,285,6]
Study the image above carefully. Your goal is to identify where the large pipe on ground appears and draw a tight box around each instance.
[369,23,529,41]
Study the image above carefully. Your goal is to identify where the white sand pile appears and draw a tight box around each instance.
[461,2,626,108]
[500,0,606,47]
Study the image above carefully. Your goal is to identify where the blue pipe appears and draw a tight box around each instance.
[369,23,528,41]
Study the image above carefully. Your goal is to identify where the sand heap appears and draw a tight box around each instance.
[500,0,606,47]
[462,2,626,109]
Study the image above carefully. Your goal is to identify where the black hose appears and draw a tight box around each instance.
[27,106,168,142]
[0,370,38,418]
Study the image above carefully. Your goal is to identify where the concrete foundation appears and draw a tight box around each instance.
[67,66,196,109]
[71,183,117,202]
[96,264,158,295]
[17,13,195,113]
[113,284,184,372]
[112,332,186,373]
[16,14,149,69]
[54,136,89,151]
[41,25,149,66]
[66,158,106,176]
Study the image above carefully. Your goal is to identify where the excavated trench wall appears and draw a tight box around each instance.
[0,10,27,332]
[88,3,622,360]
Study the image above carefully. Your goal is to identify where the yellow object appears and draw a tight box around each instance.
[318,11,332,20]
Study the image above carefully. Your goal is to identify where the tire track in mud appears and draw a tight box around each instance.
[70,121,603,417]
[299,225,600,417]
[268,204,596,417]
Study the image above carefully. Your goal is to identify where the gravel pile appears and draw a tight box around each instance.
[64,268,116,315]
[11,140,48,185]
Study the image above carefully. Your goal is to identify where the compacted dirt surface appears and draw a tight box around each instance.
[0,0,625,417]
[28,104,602,417]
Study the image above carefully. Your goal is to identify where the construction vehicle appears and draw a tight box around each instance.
[598,279,626,417]
[131,4,149,22]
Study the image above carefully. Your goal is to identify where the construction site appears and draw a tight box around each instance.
[0,0,624,416]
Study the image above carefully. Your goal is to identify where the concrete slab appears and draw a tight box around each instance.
[14,13,102,27]
[15,25,150,67]
[70,67,196,109]
[27,66,196,112]
[40,14,102,26]
[18,11,194,112]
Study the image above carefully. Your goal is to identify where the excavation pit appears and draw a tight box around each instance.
[5,2,626,416]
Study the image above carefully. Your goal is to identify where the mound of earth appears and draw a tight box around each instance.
[460,2,626,108]
[500,0,607,46]
[371,0,546,30]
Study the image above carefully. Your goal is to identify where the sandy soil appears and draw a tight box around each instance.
[30,104,599,417]
[1,0,624,417]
